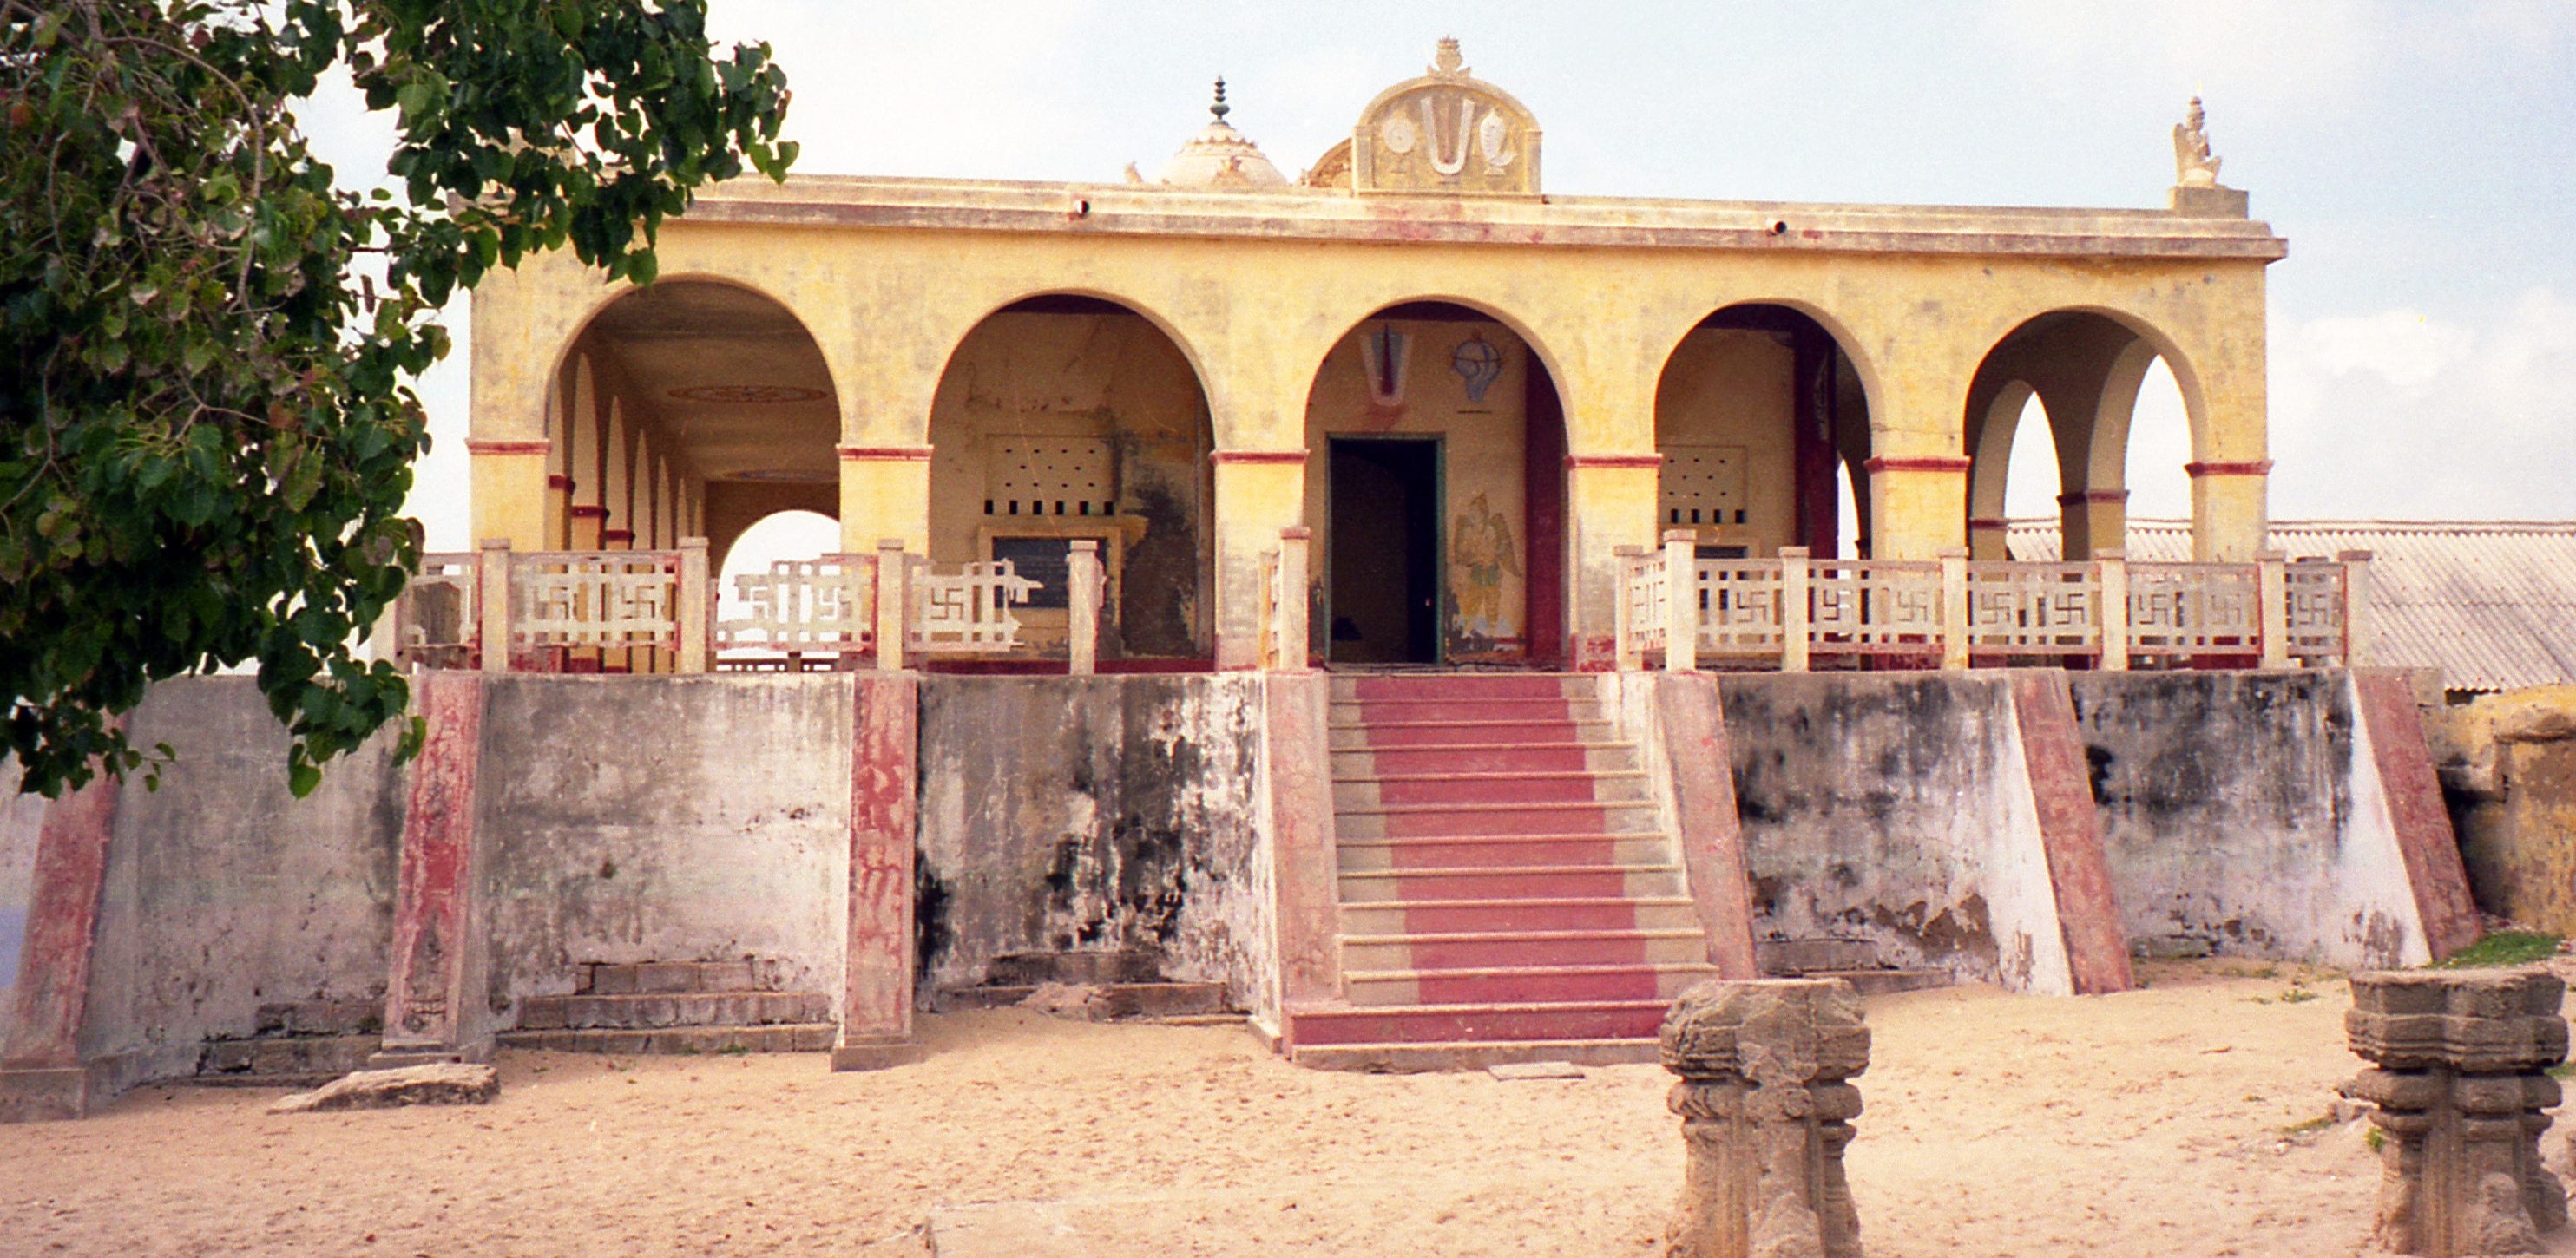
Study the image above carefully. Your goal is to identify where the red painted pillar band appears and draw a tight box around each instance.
[377,671,485,1060]
[1268,672,1340,1019]
[835,671,919,1071]
[2008,670,2134,995]
[2,769,122,1070]
[2352,669,2482,961]
[1656,673,1759,979]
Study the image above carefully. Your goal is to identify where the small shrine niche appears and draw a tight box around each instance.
[1350,38,1542,197]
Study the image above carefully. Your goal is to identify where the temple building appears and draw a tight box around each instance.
[465,40,2285,671]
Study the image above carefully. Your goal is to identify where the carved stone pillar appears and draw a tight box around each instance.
[1659,978,1870,1258]
[2345,970,2568,1255]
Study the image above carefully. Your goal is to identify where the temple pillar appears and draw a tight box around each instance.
[1211,451,1308,670]
[837,446,932,556]
[1864,455,1969,561]
[2188,461,2271,561]
[1660,978,1870,1258]
[466,440,550,553]
[0,765,123,1123]
[1564,455,1660,669]
[2058,488,2129,560]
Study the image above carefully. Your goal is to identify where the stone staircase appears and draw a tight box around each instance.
[196,999,384,1086]
[1755,938,1951,994]
[935,951,1232,1019]
[498,960,836,1054]
[1286,673,1716,1070]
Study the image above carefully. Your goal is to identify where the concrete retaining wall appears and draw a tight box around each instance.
[0,758,46,1047]
[916,675,1273,1018]
[76,679,403,1087]
[2069,670,2433,968]
[1715,672,2075,993]
[474,675,856,1028]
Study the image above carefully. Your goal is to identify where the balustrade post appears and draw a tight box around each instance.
[1278,527,1312,672]
[1068,540,1101,676]
[1664,529,1697,673]
[476,538,512,674]
[2256,549,2289,669]
[874,539,907,672]
[676,537,710,673]
[1613,545,1645,672]
[2339,550,2376,666]
[1778,547,1811,674]
[1939,547,1969,671]
[2095,548,2130,672]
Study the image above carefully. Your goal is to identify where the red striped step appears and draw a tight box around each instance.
[1338,720,1604,747]
[1344,675,1580,700]
[1340,743,1626,775]
[1337,864,1683,901]
[1287,999,1672,1046]
[1337,698,1604,724]
[1340,801,1657,837]
[1347,962,1716,1006]
[1338,833,1670,869]
[1342,771,1645,805]
[1342,896,1699,935]
[1343,928,1707,971]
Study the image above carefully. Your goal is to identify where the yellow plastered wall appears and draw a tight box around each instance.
[1303,318,1531,662]
[470,200,2277,661]
[1653,328,1797,555]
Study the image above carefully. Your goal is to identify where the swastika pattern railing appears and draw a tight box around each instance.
[1617,544,2368,673]
[908,559,1036,653]
[515,551,684,650]
[714,555,875,657]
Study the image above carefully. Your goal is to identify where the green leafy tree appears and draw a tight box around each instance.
[1,0,794,796]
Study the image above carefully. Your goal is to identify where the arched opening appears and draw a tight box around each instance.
[1963,310,2192,563]
[1302,300,1567,666]
[925,294,1216,665]
[714,508,842,619]
[550,278,840,567]
[1653,304,1869,561]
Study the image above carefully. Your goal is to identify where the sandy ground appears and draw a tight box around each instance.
[9,959,2576,1257]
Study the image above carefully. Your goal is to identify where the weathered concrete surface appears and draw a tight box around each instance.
[2436,686,2576,937]
[73,679,401,1097]
[378,669,485,1062]
[476,676,851,1043]
[2071,670,2438,968]
[1266,671,1333,1023]
[840,671,917,1069]
[1717,672,2075,993]
[2351,670,2481,962]
[267,1062,500,1114]
[915,675,1272,1019]
[0,761,44,1049]
[1642,672,1758,978]
[2008,672,2134,994]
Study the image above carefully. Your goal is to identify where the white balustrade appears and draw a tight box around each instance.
[714,554,875,665]
[1613,547,2368,673]
[907,559,1037,653]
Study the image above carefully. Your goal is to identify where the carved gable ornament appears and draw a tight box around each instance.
[1351,38,1541,197]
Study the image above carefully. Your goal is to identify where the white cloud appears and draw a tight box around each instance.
[2268,288,2576,518]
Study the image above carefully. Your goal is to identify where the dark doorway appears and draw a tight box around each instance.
[1329,436,1441,665]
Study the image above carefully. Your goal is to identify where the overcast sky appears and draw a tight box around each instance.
[333,1,2574,553]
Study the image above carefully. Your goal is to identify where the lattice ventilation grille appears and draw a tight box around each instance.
[1660,445,1748,526]
[987,438,1115,517]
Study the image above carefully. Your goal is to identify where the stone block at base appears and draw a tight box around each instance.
[831,1036,922,1071]
[0,1061,118,1124]
[268,1063,500,1114]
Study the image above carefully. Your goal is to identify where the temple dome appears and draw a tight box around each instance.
[1153,79,1288,189]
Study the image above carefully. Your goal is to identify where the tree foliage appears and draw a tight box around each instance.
[1,0,792,796]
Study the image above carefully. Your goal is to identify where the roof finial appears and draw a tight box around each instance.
[1431,36,1466,77]
[1210,76,1230,123]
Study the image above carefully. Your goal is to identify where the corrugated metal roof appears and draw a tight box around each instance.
[2007,520,2576,691]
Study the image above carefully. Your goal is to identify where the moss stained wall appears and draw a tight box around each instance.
[914,675,1272,1012]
